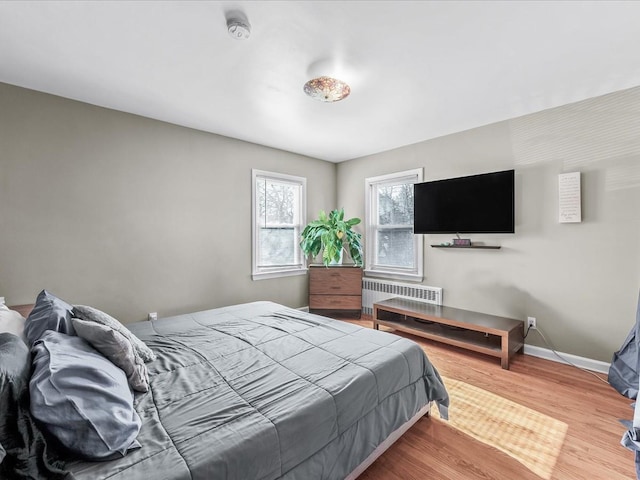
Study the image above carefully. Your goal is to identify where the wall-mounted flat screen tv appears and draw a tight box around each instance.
[413,169,515,234]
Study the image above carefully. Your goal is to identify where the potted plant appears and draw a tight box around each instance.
[300,208,363,267]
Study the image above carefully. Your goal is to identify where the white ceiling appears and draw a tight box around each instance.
[1,1,640,163]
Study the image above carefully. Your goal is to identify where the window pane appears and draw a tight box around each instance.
[377,184,414,225]
[376,227,414,267]
[257,179,298,226]
[259,227,295,266]
[265,182,295,224]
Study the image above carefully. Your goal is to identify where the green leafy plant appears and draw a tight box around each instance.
[300,208,363,267]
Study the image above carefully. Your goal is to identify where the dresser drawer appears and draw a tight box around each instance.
[309,267,362,295]
[309,294,362,310]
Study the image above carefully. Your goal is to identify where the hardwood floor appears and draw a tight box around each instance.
[345,316,635,480]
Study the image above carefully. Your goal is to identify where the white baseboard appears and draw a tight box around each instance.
[523,344,610,374]
[298,306,310,312]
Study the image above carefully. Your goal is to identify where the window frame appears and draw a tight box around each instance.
[252,169,307,281]
[364,168,423,282]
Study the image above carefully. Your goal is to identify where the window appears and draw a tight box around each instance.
[365,169,423,281]
[252,170,307,280]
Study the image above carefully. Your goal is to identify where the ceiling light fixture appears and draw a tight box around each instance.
[303,76,351,102]
[227,18,251,40]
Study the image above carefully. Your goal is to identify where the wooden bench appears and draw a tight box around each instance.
[373,297,524,369]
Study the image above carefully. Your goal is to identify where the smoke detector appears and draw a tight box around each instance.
[227,18,251,40]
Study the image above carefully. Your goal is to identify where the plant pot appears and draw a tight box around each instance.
[329,248,344,265]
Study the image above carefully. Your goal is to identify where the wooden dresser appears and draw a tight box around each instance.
[309,264,363,318]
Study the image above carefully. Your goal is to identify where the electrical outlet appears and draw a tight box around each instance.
[148,312,158,321]
[527,316,537,329]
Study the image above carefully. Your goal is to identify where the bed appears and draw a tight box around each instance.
[2,299,449,479]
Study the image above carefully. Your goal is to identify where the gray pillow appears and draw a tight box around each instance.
[24,290,75,346]
[72,305,156,362]
[0,333,70,478]
[71,317,149,392]
[29,331,141,460]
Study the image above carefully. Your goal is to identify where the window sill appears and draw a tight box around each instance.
[363,269,423,283]
[252,268,308,281]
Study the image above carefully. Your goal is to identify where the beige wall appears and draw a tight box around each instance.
[0,83,336,321]
[2,81,639,362]
[338,87,640,362]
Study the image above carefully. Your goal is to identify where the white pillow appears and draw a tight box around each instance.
[0,306,27,343]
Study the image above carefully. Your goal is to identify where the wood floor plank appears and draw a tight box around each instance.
[345,316,635,480]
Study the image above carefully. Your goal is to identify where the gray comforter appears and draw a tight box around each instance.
[67,301,449,480]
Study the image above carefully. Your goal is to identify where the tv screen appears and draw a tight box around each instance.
[413,169,514,234]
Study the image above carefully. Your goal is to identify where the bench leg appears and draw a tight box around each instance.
[501,335,510,369]
[501,355,509,369]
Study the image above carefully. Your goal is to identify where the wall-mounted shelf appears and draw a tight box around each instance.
[431,244,501,250]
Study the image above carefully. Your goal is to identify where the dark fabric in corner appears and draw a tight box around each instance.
[610,291,640,480]
[0,333,72,480]
[608,291,640,399]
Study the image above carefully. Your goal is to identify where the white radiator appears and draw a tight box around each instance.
[362,279,442,315]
